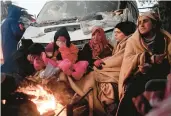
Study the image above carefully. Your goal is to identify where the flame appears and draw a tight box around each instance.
[17,85,64,115]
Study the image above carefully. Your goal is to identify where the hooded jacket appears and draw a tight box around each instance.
[1,5,23,73]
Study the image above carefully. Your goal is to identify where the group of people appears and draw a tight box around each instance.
[1,6,171,116]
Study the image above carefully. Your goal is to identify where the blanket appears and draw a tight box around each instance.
[119,29,171,99]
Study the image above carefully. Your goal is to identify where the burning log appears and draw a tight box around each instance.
[16,85,57,115]
[15,73,91,116]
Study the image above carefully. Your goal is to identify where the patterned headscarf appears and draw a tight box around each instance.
[89,27,108,59]
[138,11,159,21]
[137,11,160,28]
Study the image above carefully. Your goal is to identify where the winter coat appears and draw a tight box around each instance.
[119,29,171,99]
[59,43,79,64]
[1,5,23,73]
[78,43,113,67]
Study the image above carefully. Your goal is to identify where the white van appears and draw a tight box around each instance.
[18,1,139,49]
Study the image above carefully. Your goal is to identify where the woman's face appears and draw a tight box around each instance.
[56,36,66,47]
[92,30,101,42]
[138,16,154,35]
[114,28,126,42]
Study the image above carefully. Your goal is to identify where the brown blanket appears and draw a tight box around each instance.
[119,29,171,99]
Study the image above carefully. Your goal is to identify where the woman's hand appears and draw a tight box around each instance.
[138,63,152,74]
[94,59,105,69]
[56,40,66,48]
[151,53,166,64]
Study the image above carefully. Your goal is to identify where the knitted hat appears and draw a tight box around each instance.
[115,21,136,36]
[28,43,45,55]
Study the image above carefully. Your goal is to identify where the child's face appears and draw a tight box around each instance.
[27,54,36,64]
[56,36,66,47]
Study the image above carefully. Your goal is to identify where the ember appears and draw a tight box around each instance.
[17,85,64,115]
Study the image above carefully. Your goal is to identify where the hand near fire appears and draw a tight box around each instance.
[40,63,60,79]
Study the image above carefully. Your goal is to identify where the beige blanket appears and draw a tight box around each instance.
[62,37,129,115]
[118,29,171,99]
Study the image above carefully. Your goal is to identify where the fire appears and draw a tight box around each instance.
[17,85,64,115]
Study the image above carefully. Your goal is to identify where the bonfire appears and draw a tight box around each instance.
[17,85,66,116]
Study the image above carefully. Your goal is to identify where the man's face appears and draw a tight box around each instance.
[138,16,154,35]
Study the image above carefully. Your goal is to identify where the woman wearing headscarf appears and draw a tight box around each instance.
[93,22,136,115]
[116,11,171,116]
[67,23,136,115]
[78,27,113,68]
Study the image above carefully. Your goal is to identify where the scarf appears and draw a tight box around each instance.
[89,27,108,59]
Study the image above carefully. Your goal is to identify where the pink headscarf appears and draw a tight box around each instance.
[89,27,108,59]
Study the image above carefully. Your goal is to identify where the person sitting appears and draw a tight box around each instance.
[45,27,89,80]
[78,27,113,69]
[13,39,35,77]
[117,11,171,116]
[27,27,88,81]
[67,22,136,116]
[93,21,136,115]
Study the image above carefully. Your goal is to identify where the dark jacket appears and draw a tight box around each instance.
[13,39,35,77]
[1,5,23,73]
[78,43,113,67]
